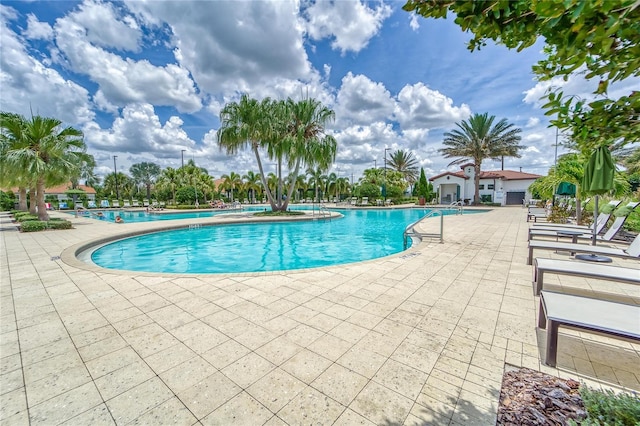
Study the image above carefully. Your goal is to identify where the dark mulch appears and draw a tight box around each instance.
[497,366,587,425]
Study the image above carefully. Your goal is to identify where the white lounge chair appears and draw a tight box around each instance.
[132,200,140,207]
[87,200,97,209]
[538,291,640,367]
[360,197,368,206]
[533,258,640,295]
[530,200,621,229]
[112,200,120,208]
[123,200,131,208]
[527,233,640,265]
[527,207,548,222]
[100,200,110,208]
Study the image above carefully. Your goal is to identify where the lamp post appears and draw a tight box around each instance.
[192,154,198,208]
[113,155,119,201]
[181,149,186,168]
[383,148,390,203]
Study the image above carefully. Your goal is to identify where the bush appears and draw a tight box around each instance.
[16,214,39,222]
[358,183,381,200]
[48,220,72,230]
[20,221,47,232]
[0,190,15,211]
[570,387,640,426]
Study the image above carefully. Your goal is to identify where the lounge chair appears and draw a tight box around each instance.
[537,291,640,367]
[143,199,150,207]
[527,207,548,222]
[59,202,69,210]
[87,200,97,209]
[528,202,639,243]
[100,200,110,208]
[533,258,640,295]
[360,197,368,206]
[527,232,640,265]
[350,198,357,206]
[132,200,140,207]
[530,200,621,230]
[112,200,120,208]
[123,200,131,208]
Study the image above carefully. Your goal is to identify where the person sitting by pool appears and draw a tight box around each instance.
[115,215,124,223]
[93,211,104,218]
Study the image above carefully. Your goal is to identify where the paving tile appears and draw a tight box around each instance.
[29,382,102,425]
[255,335,302,365]
[221,352,275,389]
[350,380,413,425]
[202,391,272,426]
[246,368,307,413]
[277,386,344,426]
[85,346,142,379]
[284,323,324,347]
[308,333,353,361]
[0,387,27,422]
[177,371,241,419]
[281,349,332,384]
[144,342,198,374]
[201,339,250,370]
[130,396,196,425]
[372,358,428,400]
[337,346,387,379]
[0,369,25,395]
[160,355,217,393]
[59,403,115,425]
[23,350,84,384]
[333,408,376,425]
[311,363,368,406]
[105,377,173,425]
[94,359,156,400]
[26,365,92,407]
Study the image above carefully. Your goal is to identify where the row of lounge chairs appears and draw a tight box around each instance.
[527,200,640,367]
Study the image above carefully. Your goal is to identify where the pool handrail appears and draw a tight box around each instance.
[403,209,444,248]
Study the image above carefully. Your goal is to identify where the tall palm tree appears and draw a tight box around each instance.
[439,113,523,205]
[0,113,29,210]
[130,162,161,201]
[388,150,419,191]
[1,113,87,220]
[325,172,337,202]
[306,167,327,202]
[157,167,181,204]
[220,172,242,202]
[243,170,261,203]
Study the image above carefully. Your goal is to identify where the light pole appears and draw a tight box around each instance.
[113,155,119,201]
[383,148,390,203]
[192,154,198,208]
[181,149,186,168]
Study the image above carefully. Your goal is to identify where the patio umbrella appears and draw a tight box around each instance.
[581,146,615,247]
[555,182,576,196]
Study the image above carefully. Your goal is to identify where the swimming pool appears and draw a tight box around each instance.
[76,207,255,222]
[89,208,486,274]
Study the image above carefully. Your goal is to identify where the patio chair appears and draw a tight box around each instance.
[59,202,69,210]
[530,199,621,230]
[132,200,140,207]
[87,200,97,209]
[360,197,368,206]
[527,232,640,265]
[123,200,131,208]
[112,200,120,208]
[143,199,150,207]
[533,258,640,295]
[528,201,639,243]
[527,207,548,222]
[100,200,110,208]
[537,291,640,367]
[350,198,357,206]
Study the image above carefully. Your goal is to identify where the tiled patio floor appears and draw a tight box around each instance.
[1,207,638,425]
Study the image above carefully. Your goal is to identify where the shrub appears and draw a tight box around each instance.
[359,183,381,200]
[48,220,72,230]
[20,221,47,232]
[16,214,39,222]
[570,387,640,426]
[0,190,15,211]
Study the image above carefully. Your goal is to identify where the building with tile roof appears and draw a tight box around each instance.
[430,164,542,205]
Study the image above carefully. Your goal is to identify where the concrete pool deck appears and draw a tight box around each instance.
[1,206,638,425]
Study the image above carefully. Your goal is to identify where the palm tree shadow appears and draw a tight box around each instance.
[377,384,500,425]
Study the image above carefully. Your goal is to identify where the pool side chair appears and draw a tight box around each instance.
[88,200,97,209]
[112,200,120,208]
[123,200,131,208]
[350,198,357,206]
[100,200,110,208]
[527,207,548,222]
[533,258,640,295]
[360,197,369,206]
[527,232,640,265]
[529,201,639,243]
[132,200,140,207]
[530,199,621,230]
[537,291,640,367]
[143,199,150,207]
[59,202,69,210]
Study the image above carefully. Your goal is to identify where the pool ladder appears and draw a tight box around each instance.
[188,224,201,230]
[311,204,331,220]
[403,209,444,248]
[448,201,464,215]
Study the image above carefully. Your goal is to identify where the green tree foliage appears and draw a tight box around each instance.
[175,186,204,205]
[403,0,640,149]
[358,182,381,200]
[130,162,161,200]
[0,191,15,211]
[439,113,523,205]
[387,150,419,189]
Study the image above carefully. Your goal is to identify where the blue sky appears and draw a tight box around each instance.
[1,0,578,182]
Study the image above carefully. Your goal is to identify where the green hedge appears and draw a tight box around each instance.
[16,214,39,222]
[48,220,72,230]
[20,221,47,232]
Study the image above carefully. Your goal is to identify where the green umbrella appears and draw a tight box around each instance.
[555,182,576,196]
[581,146,615,246]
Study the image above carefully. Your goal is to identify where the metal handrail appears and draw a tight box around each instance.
[403,209,444,248]
[448,201,463,215]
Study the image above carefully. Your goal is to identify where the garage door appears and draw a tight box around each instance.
[506,191,525,205]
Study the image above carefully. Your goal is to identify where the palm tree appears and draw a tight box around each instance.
[1,113,87,220]
[439,113,523,205]
[130,162,161,201]
[243,171,261,203]
[103,172,132,199]
[306,167,327,202]
[157,167,181,204]
[388,150,419,191]
[220,172,242,202]
[325,172,337,202]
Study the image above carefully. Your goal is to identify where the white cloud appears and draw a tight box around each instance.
[83,103,196,156]
[70,0,141,51]
[304,0,392,54]
[336,72,395,125]
[525,117,540,128]
[0,9,94,124]
[53,14,201,113]
[24,14,53,40]
[408,14,420,31]
[394,83,471,130]
[127,0,313,96]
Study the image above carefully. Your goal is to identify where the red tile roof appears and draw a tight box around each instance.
[44,183,97,194]
[430,169,541,181]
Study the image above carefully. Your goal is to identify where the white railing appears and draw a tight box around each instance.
[403,209,444,248]
[448,200,463,215]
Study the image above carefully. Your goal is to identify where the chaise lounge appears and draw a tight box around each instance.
[527,233,640,265]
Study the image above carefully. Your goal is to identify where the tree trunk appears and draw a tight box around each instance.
[29,187,37,215]
[253,144,277,210]
[18,187,27,211]
[282,159,301,211]
[36,178,49,221]
[474,163,481,205]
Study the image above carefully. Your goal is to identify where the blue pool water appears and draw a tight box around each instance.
[90,208,485,274]
[76,207,263,222]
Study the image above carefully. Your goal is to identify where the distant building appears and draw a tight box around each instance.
[429,163,542,206]
[6,183,97,205]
